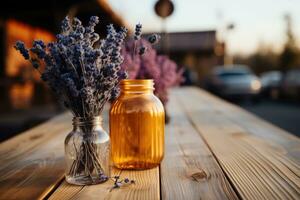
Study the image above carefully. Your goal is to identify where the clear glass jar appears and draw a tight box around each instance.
[64,116,110,185]
[110,79,165,169]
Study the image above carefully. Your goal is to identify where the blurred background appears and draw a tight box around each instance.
[0,0,299,141]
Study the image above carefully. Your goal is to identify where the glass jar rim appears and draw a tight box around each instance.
[72,116,102,126]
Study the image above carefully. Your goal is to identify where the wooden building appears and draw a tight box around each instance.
[148,31,225,84]
[0,0,127,78]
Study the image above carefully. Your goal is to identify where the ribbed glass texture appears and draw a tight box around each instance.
[110,79,165,169]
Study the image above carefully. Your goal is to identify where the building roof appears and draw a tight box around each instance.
[145,30,217,53]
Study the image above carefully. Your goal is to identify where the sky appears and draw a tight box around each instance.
[108,0,300,55]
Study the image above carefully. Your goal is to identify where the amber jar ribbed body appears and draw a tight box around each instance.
[110,79,165,169]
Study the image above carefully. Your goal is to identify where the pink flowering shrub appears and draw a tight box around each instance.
[121,38,183,105]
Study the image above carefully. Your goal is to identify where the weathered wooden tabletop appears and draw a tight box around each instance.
[1,87,300,200]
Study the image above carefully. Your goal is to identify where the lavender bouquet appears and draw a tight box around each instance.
[121,25,183,122]
[15,16,127,117]
[15,16,127,185]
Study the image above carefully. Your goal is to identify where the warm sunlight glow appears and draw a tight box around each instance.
[5,19,54,78]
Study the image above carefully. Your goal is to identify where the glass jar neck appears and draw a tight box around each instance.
[120,79,154,94]
[72,116,102,133]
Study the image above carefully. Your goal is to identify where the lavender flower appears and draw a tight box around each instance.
[14,15,128,117]
[134,23,142,40]
[139,46,147,55]
[148,34,160,44]
[15,41,29,60]
[89,16,99,25]
[61,16,71,33]
[63,76,79,97]
[30,40,47,59]
[110,176,135,192]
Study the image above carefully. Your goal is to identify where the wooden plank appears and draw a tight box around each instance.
[49,167,160,200]
[176,87,300,199]
[184,87,300,161]
[160,94,238,199]
[0,113,72,200]
[189,88,300,160]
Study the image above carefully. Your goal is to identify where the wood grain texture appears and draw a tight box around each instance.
[0,105,160,200]
[47,105,160,200]
[0,113,72,200]
[3,87,300,200]
[160,95,238,199]
[176,87,300,199]
[49,167,160,200]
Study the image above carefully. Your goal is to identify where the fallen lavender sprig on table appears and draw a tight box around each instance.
[15,16,128,183]
[109,176,135,192]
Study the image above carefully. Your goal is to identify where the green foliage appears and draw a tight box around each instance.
[234,14,300,74]
[279,14,300,72]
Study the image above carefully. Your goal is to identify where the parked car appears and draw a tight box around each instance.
[260,71,282,99]
[281,69,300,100]
[204,65,261,101]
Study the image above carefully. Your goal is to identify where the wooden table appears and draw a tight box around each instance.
[1,87,300,200]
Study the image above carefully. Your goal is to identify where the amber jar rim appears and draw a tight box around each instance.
[120,79,154,91]
[120,79,154,85]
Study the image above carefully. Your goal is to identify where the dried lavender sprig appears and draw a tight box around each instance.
[30,40,46,59]
[14,16,128,118]
[132,23,143,61]
[148,34,160,44]
[109,176,135,192]
[14,41,30,60]
[134,23,142,40]
[138,46,147,55]
[127,24,160,61]
[61,16,71,33]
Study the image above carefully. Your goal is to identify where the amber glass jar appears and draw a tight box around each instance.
[110,79,165,169]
